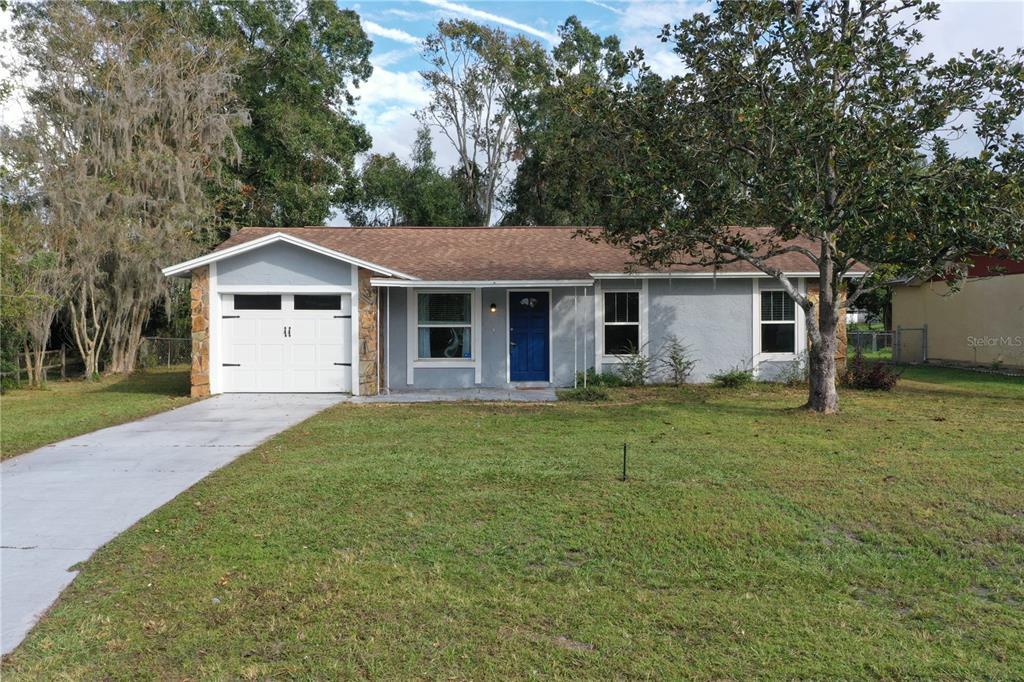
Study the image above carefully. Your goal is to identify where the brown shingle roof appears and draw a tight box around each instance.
[213,226,862,280]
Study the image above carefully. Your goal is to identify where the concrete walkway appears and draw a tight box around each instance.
[353,387,558,403]
[0,393,345,655]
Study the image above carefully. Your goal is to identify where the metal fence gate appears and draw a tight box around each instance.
[893,325,928,364]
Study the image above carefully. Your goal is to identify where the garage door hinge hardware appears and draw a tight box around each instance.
[334,362,352,366]
[222,363,241,367]
[222,315,240,319]
[334,315,351,318]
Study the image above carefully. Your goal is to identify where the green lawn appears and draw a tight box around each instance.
[4,368,1023,679]
[0,367,192,459]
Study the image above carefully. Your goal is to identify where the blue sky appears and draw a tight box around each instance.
[349,0,1024,182]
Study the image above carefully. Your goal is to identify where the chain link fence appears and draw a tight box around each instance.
[847,331,894,357]
[138,337,191,368]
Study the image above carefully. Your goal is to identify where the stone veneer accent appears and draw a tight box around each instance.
[806,283,848,368]
[190,265,211,397]
[357,268,380,395]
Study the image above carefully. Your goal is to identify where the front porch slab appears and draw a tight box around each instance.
[353,388,557,403]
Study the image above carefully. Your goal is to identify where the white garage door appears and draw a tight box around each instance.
[220,293,352,393]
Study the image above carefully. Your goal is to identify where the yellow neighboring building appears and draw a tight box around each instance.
[891,261,1024,368]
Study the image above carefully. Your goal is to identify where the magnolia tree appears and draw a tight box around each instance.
[568,0,1023,412]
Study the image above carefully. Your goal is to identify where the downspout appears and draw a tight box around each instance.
[573,286,579,388]
[376,285,381,396]
[583,285,590,388]
[385,287,390,394]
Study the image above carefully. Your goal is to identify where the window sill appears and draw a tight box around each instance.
[413,359,476,368]
[601,354,639,363]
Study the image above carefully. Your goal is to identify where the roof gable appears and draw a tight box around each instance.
[161,231,418,280]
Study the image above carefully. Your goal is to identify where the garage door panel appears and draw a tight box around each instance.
[290,319,317,340]
[233,319,258,337]
[255,370,288,392]
[258,319,284,339]
[317,343,345,363]
[319,368,350,391]
[219,294,352,393]
[316,318,346,338]
[258,343,285,365]
[291,343,318,365]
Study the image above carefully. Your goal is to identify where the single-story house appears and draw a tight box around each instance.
[891,255,1024,367]
[162,226,861,397]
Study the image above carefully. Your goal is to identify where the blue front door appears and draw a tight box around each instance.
[509,291,550,382]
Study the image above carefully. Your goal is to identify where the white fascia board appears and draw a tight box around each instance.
[590,271,870,279]
[370,278,594,288]
[161,232,419,281]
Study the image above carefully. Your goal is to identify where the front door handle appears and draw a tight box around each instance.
[510,341,517,348]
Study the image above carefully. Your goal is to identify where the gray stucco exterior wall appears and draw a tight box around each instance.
[646,278,754,382]
[383,286,597,390]
[380,277,799,391]
[217,242,352,287]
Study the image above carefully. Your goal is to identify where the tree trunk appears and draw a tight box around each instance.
[806,300,840,413]
[69,289,107,379]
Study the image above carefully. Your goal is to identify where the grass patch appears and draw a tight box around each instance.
[0,367,192,459]
[3,367,1023,678]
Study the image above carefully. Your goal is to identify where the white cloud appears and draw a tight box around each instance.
[583,0,625,16]
[373,47,420,68]
[363,20,421,46]
[418,0,559,43]
[383,7,439,22]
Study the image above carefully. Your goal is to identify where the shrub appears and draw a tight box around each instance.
[557,386,609,401]
[844,349,901,390]
[575,368,626,388]
[616,342,653,386]
[711,366,754,388]
[659,336,697,385]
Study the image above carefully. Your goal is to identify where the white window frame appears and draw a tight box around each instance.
[759,290,798,354]
[595,279,648,363]
[752,278,806,367]
[407,288,480,373]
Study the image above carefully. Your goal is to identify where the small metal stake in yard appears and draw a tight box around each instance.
[621,442,628,481]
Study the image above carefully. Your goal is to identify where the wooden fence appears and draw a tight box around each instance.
[2,337,191,385]
[1,346,73,385]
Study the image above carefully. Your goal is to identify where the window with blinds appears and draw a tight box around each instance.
[417,293,472,359]
[760,291,796,353]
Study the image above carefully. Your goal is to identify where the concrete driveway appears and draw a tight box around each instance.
[1,393,345,655]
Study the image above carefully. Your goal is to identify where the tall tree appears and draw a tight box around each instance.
[567,0,1024,412]
[0,200,72,386]
[344,126,473,226]
[194,0,373,228]
[6,0,246,375]
[503,17,626,225]
[418,19,549,224]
